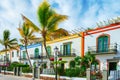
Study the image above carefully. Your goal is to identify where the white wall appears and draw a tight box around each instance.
[85,27,120,70]
[43,36,81,68]
[46,37,81,56]
[11,50,19,62]
[20,44,42,65]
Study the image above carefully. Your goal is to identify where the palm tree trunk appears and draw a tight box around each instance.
[24,43,32,69]
[43,35,56,72]
[4,46,7,74]
[43,37,50,59]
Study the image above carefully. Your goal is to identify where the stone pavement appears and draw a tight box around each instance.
[0,74,40,80]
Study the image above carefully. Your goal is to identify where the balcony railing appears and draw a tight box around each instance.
[88,44,117,55]
[58,53,76,57]
[19,57,27,60]
[30,55,48,59]
[0,59,4,62]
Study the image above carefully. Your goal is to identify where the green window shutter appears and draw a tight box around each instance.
[98,36,108,52]
[47,46,51,55]
[23,51,26,59]
[63,42,71,55]
[60,45,63,54]
[34,48,39,58]
[67,43,71,55]
[6,54,9,61]
[17,51,19,57]
[12,52,14,57]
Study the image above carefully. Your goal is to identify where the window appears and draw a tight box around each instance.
[60,45,63,54]
[97,35,109,52]
[12,52,14,57]
[47,46,51,55]
[23,51,26,59]
[63,42,71,55]
[34,48,39,58]
[17,51,19,57]
[6,54,9,61]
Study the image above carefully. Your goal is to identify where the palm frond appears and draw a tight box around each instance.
[47,14,68,32]
[22,14,40,32]
[37,0,50,27]
[0,39,3,45]
[0,49,10,53]
[18,27,25,38]
[3,30,10,41]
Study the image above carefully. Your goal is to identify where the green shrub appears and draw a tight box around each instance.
[22,67,32,73]
[57,66,65,76]
[42,63,47,68]
[69,60,75,68]
[65,67,80,77]
[7,62,29,71]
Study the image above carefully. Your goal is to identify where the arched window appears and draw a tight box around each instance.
[47,46,51,55]
[97,34,109,52]
[23,51,26,59]
[12,52,14,57]
[34,48,39,58]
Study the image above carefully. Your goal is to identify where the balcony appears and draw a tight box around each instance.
[0,59,4,62]
[19,57,27,60]
[88,44,117,55]
[30,54,48,59]
[0,58,10,62]
[58,53,76,57]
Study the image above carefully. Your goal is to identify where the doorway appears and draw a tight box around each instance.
[109,62,117,74]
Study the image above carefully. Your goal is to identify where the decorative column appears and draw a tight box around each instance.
[20,67,22,76]
[102,70,108,80]
[17,67,19,76]
[86,68,91,80]
[32,67,35,78]
[38,66,40,79]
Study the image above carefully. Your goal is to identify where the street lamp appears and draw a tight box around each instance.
[4,56,6,74]
[54,46,58,80]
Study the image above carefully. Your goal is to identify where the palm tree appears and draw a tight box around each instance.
[0,30,18,63]
[22,0,68,61]
[18,22,37,69]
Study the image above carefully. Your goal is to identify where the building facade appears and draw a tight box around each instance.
[43,34,82,68]
[0,50,19,65]
[20,43,43,66]
[84,22,120,72]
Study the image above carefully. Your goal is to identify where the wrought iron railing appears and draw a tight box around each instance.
[88,44,117,54]
[30,55,48,59]
[58,53,76,57]
[19,57,27,60]
[0,59,4,62]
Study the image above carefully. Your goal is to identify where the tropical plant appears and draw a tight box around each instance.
[69,60,75,68]
[18,23,36,69]
[65,67,80,77]
[0,30,18,62]
[66,52,99,77]
[22,0,68,62]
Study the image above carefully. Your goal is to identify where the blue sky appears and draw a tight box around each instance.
[0,0,120,42]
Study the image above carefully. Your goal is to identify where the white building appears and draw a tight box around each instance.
[84,22,120,72]
[20,43,43,66]
[44,34,82,68]
[0,50,19,65]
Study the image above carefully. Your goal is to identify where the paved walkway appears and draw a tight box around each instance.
[0,74,40,80]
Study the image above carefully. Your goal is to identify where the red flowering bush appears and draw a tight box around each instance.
[50,57,54,61]
[59,58,62,61]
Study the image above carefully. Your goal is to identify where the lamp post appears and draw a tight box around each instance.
[4,56,6,74]
[54,46,58,80]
